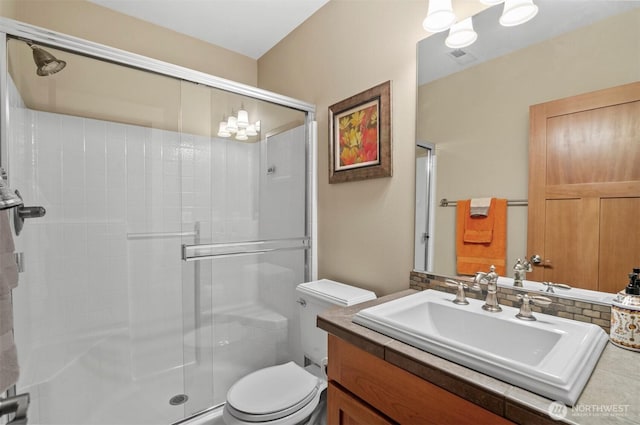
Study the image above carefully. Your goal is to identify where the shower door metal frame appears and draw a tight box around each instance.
[0,16,317,279]
[0,15,318,422]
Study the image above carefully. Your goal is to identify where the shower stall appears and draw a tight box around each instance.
[0,18,316,425]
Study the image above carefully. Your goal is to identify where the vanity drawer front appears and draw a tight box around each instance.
[328,335,513,425]
[328,382,394,425]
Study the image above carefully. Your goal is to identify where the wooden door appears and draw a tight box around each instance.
[528,81,640,293]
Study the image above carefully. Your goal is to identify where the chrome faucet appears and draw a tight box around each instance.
[513,258,532,287]
[445,279,480,305]
[516,293,552,321]
[474,265,502,312]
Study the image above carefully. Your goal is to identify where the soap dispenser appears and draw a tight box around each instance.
[610,268,640,352]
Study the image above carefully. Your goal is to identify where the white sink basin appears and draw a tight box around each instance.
[353,289,608,405]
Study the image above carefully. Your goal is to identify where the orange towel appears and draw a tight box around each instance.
[456,199,507,276]
[463,198,496,243]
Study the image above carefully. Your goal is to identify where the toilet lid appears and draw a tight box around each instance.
[227,362,319,419]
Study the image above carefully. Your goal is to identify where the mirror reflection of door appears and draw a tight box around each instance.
[415,144,435,271]
[528,81,640,293]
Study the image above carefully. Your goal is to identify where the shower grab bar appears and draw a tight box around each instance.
[182,237,310,261]
[127,231,197,240]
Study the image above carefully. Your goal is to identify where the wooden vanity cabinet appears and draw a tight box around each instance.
[327,335,514,425]
[328,382,394,425]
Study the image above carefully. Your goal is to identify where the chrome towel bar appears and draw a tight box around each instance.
[440,198,528,207]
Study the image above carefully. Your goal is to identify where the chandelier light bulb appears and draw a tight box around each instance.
[226,114,238,133]
[499,0,538,27]
[479,0,504,5]
[422,0,456,33]
[235,128,248,141]
[237,107,249,129]
[246,123,258,136]
[445,17,478,49]
[217,121,231,138]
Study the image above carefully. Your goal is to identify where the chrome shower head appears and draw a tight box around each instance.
[0,169,23,210]
[28,43,66,76]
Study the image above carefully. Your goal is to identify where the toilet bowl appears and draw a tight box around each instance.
[222,362,326,425]
[222,279,376,425]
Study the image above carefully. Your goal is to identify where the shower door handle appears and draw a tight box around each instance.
[12,190,46,236]
[17,206,46,219]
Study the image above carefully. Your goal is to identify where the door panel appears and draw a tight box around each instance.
[546,101,640,185]
[6,39,186,425]
[528,81,640,291]
[599,198,640,294]
[543,199,599,290]
[178,78,310,417]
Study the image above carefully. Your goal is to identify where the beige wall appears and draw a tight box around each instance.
[419,9,640,276]
[258,1,484,296]
[0,0,257,85]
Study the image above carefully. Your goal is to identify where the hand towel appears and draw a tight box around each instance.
[0,209,20,392]
[0,210,18,296]
[456,198,507,276]
[0,330,19,393]
[0,293,12,335]
[0,210,15,254]
[0,253,18,296]
[463,198,496,244]
[470,197,491,217]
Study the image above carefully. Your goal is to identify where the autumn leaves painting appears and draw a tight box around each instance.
[329,81,392,183]
[336,100,379,169]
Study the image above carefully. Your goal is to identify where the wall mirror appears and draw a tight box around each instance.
[415,0,640,297]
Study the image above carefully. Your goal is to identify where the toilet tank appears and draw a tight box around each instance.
[296,279,376,366]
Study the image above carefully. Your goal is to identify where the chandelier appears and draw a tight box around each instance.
[217,105,261,141]
[423,0,539,49]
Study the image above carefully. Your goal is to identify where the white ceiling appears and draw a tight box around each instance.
[88,0,330,59]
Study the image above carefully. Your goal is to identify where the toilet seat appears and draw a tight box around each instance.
[223,362,326,425]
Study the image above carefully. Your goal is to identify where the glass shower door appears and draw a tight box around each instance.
[179,79,310,417]
[5,38,191,424]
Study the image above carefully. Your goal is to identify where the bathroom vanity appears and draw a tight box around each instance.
[319,290,640,425]
[326,334,512,424]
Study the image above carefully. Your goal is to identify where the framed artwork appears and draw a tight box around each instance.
[328,80,392,183]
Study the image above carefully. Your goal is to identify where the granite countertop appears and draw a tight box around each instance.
[318,289,639,425]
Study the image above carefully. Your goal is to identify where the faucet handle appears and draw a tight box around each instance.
[516,293,552,320]
[473,271,487,284]
[445,279,473,305]
[530,294,552,307]
[542,281,571,293]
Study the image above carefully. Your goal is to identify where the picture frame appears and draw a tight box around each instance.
[328,80,392,184]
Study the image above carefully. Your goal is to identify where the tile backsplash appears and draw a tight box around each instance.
[410,271,611,333]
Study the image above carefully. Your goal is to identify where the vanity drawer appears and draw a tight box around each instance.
[328,382,394,425]
[327,334,513,425]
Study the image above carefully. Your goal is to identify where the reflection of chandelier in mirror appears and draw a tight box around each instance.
[217,104,261,140]
[424,0,539,49]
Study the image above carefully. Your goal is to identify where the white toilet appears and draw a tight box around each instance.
[222,279,376,425]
